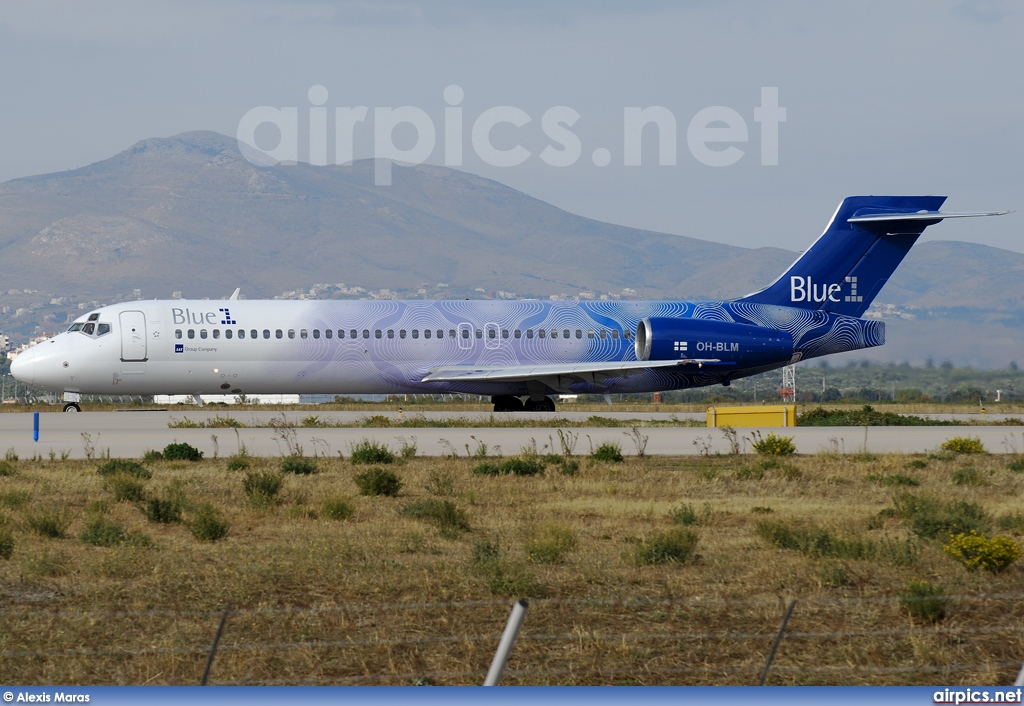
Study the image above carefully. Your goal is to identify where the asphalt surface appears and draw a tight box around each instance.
[1,410,1021,459]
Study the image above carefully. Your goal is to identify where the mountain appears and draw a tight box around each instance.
[0,131,1021,366]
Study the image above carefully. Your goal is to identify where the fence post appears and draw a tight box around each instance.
[758,599,796,685]
[484,599,528,686]
[200,607,230,685]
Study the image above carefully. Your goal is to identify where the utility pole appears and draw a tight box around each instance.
[781,365,796,404]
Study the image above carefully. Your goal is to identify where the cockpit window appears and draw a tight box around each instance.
[97,323,111,337]
[87,313,100,322]
[68,323,84,332]
[83,323,95,335]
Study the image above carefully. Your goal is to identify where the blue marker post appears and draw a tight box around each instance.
[33,411,39,442]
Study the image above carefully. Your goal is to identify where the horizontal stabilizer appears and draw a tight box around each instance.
[422,358,729,384]
[848,210,1010,224]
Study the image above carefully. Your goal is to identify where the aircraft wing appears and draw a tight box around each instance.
[421,358,730,386]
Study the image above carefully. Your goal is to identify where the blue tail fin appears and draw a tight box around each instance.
[737,195,947,317]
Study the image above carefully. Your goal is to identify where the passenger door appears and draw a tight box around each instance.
[119,311,148,361]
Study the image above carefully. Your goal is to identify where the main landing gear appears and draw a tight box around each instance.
[492,395,556,413]
[63,403,81,413]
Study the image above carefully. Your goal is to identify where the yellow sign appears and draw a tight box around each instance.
[707,405,796,428]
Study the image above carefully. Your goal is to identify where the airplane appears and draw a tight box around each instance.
[10,195,1007,413]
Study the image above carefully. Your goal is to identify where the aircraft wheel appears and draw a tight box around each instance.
[63,403,81,413]
[492,395,524,412]
[524,397,556,412]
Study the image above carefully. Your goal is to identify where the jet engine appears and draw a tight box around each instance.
[635,317,794,368]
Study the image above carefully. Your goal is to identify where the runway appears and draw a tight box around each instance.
[1,410,1021,459]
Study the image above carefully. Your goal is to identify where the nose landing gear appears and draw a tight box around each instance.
[63,402,81,413]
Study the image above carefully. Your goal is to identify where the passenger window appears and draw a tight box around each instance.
[488,329,496,339]
[539,330,546,339]
[225,330,232,339]
[588,330,595,339]
[400,330,406,339]
[424,329,431,339]
[238,329,245,339]
[275,330,283,339]
[200,329,208,339]
[263,330,270,339]
[502,329,509,339]
[563,329,570,339]
[576,329,582,339]
[611,329,619,340]
[212,330,220,339]
[526,329,533,339]
[288,330,295,339]
[551,330,558,339]
[324,330,331,339]
[411,330,418,339]
[362,330,369,339]
[624,329,632,339]
[300,329,308,339]
[175,329,182,339]
[252,330,259,339]
[462,329,470,339]
[600,330,607,339]
[375,330,382,339]
[514,330,522,339]
[475,329,482,339]
[83,323,95,335]
[387,330,394,339]
[188,329,195,339]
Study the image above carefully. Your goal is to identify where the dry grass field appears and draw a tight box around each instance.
[1,442,1023,686]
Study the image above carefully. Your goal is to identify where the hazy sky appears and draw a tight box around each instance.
[0,0,1020,253]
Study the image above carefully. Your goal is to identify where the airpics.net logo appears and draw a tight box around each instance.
[236,85,786,185]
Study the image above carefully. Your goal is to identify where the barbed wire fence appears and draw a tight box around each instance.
[2,593,1023,685]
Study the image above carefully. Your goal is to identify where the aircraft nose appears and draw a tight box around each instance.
[10,347,35,385]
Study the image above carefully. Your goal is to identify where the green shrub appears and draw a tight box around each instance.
[0,460,16,477]
[996,513,1024,534]
[943,531,1021,573]
[557,458,580,476]
[79,516,128,547]
[878,535,921,566]
[472,537,502,566]
[1006,458,1024,473]
[669,502,712,526]
[940,436,986,455]
[525,523,577,564]
[226,455,251,471]
[591,442,624,463]
[301,415,332,428]
[349,439,396,465]
[400,499,469,537]
[242,471,284,500]
[866,473,919,487]
[472,456,546,477]
[188,504,229,542]
[0,490,31,509]
[486,562,542,597]
[0,525,13,559]
[96,460,151,479]
[734,466,765,481]
[950,467,983,486]
[25,506,73,538]
[103,473,147,502]
[205,415,244,428]
[906,459,929,469]
[635,527,700,565]
[144,497,183,524]
[162,442,204,462]
[775,465,803,481]
[322,496,355,521]
[754,519,874,559]
[751,506,774,514]
[362,414,392,428]
[142,450,163,463]
[424,469,457,496]
[752,433,796,456]
[817,561,850,588]
[892,492,990,539]
[354,467,402,497]
[280,456,318,475]
[900,580,946,622]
